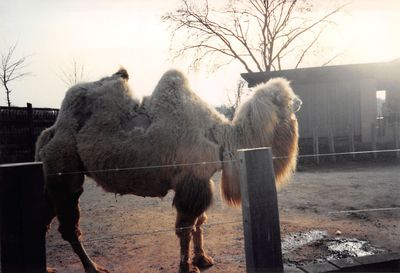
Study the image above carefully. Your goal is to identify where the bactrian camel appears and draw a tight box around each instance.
[36,68,301,273]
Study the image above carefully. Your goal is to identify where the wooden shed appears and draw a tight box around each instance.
[241,59,400,155]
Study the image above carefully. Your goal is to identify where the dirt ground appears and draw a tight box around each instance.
[46,161,400,273]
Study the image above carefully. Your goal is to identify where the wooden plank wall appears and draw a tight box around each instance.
[359,79,378,143]
[293,80,363,139]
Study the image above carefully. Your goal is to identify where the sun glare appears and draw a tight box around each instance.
[338,10,400,62]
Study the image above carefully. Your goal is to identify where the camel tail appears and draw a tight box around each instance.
[35,127,55,161]
[220,161,242,207]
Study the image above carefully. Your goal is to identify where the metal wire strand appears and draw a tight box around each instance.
[46,219,243,248]
[46,148,400,177]
[46,205,400,248]
[328,207,400,214]
[47,160,237,177]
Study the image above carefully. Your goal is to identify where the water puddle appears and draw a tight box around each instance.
[326,238,384,260]
[282,229,385,266]
[282,230,328,253]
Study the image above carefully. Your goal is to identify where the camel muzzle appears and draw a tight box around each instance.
[292,97,302,112]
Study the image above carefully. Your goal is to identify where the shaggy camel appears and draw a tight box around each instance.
[36,68,301,273]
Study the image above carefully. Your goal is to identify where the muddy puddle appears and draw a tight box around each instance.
[326,237,384,260]
[282,230,328,253]
[282,229,384,266]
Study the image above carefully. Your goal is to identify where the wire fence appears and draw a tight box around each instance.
[328,207,400,214]
[45,148,400,249]
[46,205,400,249]
[47,148,400,177]
[47,219,244,248]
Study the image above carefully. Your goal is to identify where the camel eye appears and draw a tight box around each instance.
[291,97,302,112]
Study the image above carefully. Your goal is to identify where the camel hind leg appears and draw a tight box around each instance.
[40,131,109,272]
[173,175,213,273]
[47,172,109,273]
[43,135,108,273]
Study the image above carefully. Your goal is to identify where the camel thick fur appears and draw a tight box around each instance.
[36,68,301,273]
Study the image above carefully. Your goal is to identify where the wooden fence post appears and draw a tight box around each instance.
[0,162,46,273]
[238,147,283,273]
[394,122,400,160]
[371,123,377,160]
[313,128,320,165]
[348,125,356,160]
[328,129,336,163]
[27,103,35,161]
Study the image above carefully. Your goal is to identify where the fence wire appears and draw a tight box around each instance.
[47,219,243,248]
[44,148,400,249]
[328,207,400,214]
[47,148,400,177]
[46,205,400,249]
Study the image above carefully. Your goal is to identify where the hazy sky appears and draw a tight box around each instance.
[0,0,399,108]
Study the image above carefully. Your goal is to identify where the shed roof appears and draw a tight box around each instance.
[241,59,400,87]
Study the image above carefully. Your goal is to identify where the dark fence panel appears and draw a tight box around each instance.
[0,162,47,273]
[0,104,59,164]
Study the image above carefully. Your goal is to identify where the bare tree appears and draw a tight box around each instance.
[59,58,86,87]
[163,0,345,72]
[228,79,247,110]
[217,79,248,119]
[1,43,30,107]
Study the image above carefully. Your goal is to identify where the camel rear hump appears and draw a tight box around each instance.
[35,127,55,161]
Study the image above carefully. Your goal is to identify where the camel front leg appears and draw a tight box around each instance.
[175,212,199,273]
[173,176,214,273]
[192,213,214,268]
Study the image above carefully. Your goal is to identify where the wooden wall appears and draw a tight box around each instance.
[241,60,400,147]
[293,79,366,139]
[359,79,377,142]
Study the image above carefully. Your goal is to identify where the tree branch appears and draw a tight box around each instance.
[163,0,345,73]
[0,42,30,107]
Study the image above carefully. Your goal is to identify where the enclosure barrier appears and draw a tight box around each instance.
[239,147,283,273]
[1,149,400,272]
[0,162,46,273]
[0,103,59,164]
[0,149,283,273]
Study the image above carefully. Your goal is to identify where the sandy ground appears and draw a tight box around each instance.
[46,161,400,273]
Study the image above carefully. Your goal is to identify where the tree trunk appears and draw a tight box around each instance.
[5,84,11,107]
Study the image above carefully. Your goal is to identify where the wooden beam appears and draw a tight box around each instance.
[328,129,336,162]
[371,123,377,160]
[238,147,283,273]
[394,122,400,159]
[27,103,35,161]
[313,128,319,165]
[348,125,356,160]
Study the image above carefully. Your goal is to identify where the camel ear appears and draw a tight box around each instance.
[265,78,292,106]
[271,89,284,106]
[114,68,129,81]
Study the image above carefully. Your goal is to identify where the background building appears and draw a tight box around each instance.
[242,59,400,157]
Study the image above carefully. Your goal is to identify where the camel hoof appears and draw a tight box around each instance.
[179,263,200,273]
[86,264,109,273]
[47,267,57,273]
[193,254,214,268]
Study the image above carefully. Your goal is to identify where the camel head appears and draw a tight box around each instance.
[221,77,301,206]
[266,78,302,121]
